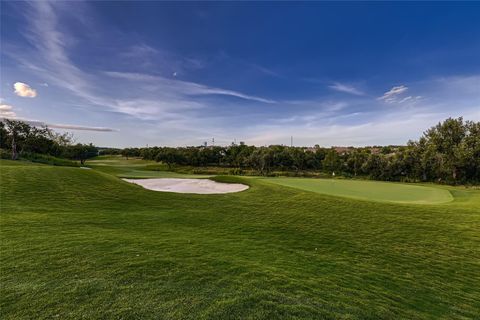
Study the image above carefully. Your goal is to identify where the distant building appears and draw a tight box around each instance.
[304,147,318,153]
[333,146,354,155]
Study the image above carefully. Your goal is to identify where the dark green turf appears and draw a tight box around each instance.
[1,160,479,319]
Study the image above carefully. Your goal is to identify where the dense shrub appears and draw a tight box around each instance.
[0,148,10,159]
[20,152,79,167]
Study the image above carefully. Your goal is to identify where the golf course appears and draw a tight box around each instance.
[1,157,479,319]
[2,1,479,318]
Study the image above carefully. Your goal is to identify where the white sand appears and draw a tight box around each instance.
[123,178,249,194]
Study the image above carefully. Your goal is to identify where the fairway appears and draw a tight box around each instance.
[1,159,480,319]
[264,177,454,204]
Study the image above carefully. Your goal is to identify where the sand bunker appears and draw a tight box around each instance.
[123,178,249,194]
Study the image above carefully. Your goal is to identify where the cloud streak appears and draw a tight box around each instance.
[378,85,408,103]
[328,82,364,95]
[104,71,276,103]
[42,122,117,132]
[398,95,422,104]
[0,116,117,132]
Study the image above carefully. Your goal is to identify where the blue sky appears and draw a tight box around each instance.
[1,1,479,147]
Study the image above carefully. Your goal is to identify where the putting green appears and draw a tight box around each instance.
[263,178,453,204]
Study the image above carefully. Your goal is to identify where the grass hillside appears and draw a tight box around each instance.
[1,160,479,319]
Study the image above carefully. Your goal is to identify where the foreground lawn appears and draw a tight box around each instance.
[1,161,479,319]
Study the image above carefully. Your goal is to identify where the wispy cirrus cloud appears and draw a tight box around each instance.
[36,121,116,132]
[328,82,364,96]
[378,85,408,103]
[19,119,116,132]
[7,0,274,128]
[245,75,480,146]
[244,112,440,146]
[104,71,276,104]
[121,43,158,58]
[120,43,207,75]
[398,95,422,104]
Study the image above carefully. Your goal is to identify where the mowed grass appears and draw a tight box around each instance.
[263,178,454,204]
[87,156,212,179]
[1,160,480,319]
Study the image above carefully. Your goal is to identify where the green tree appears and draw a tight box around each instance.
[346,150,368,176]
[64,144,98,165]
[322,149,341,173]
[3,119,30,160]
[0,121,9,149]
[422,117,466,182]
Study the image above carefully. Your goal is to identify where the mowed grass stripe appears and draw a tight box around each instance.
[263,177,454,204]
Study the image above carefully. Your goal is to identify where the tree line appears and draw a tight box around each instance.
[0,119,98,165]
[119,118,480,184]
[1,117,479,184]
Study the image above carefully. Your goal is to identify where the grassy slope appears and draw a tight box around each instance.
[1,161,479,319]
[87,156,211,178]
[263,177,454,204]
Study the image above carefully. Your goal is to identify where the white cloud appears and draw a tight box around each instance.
[328,82,364,95]
[0,104,13,111]
[378,85,408,103]
[14,82,37,98]
[0,103,17,118]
